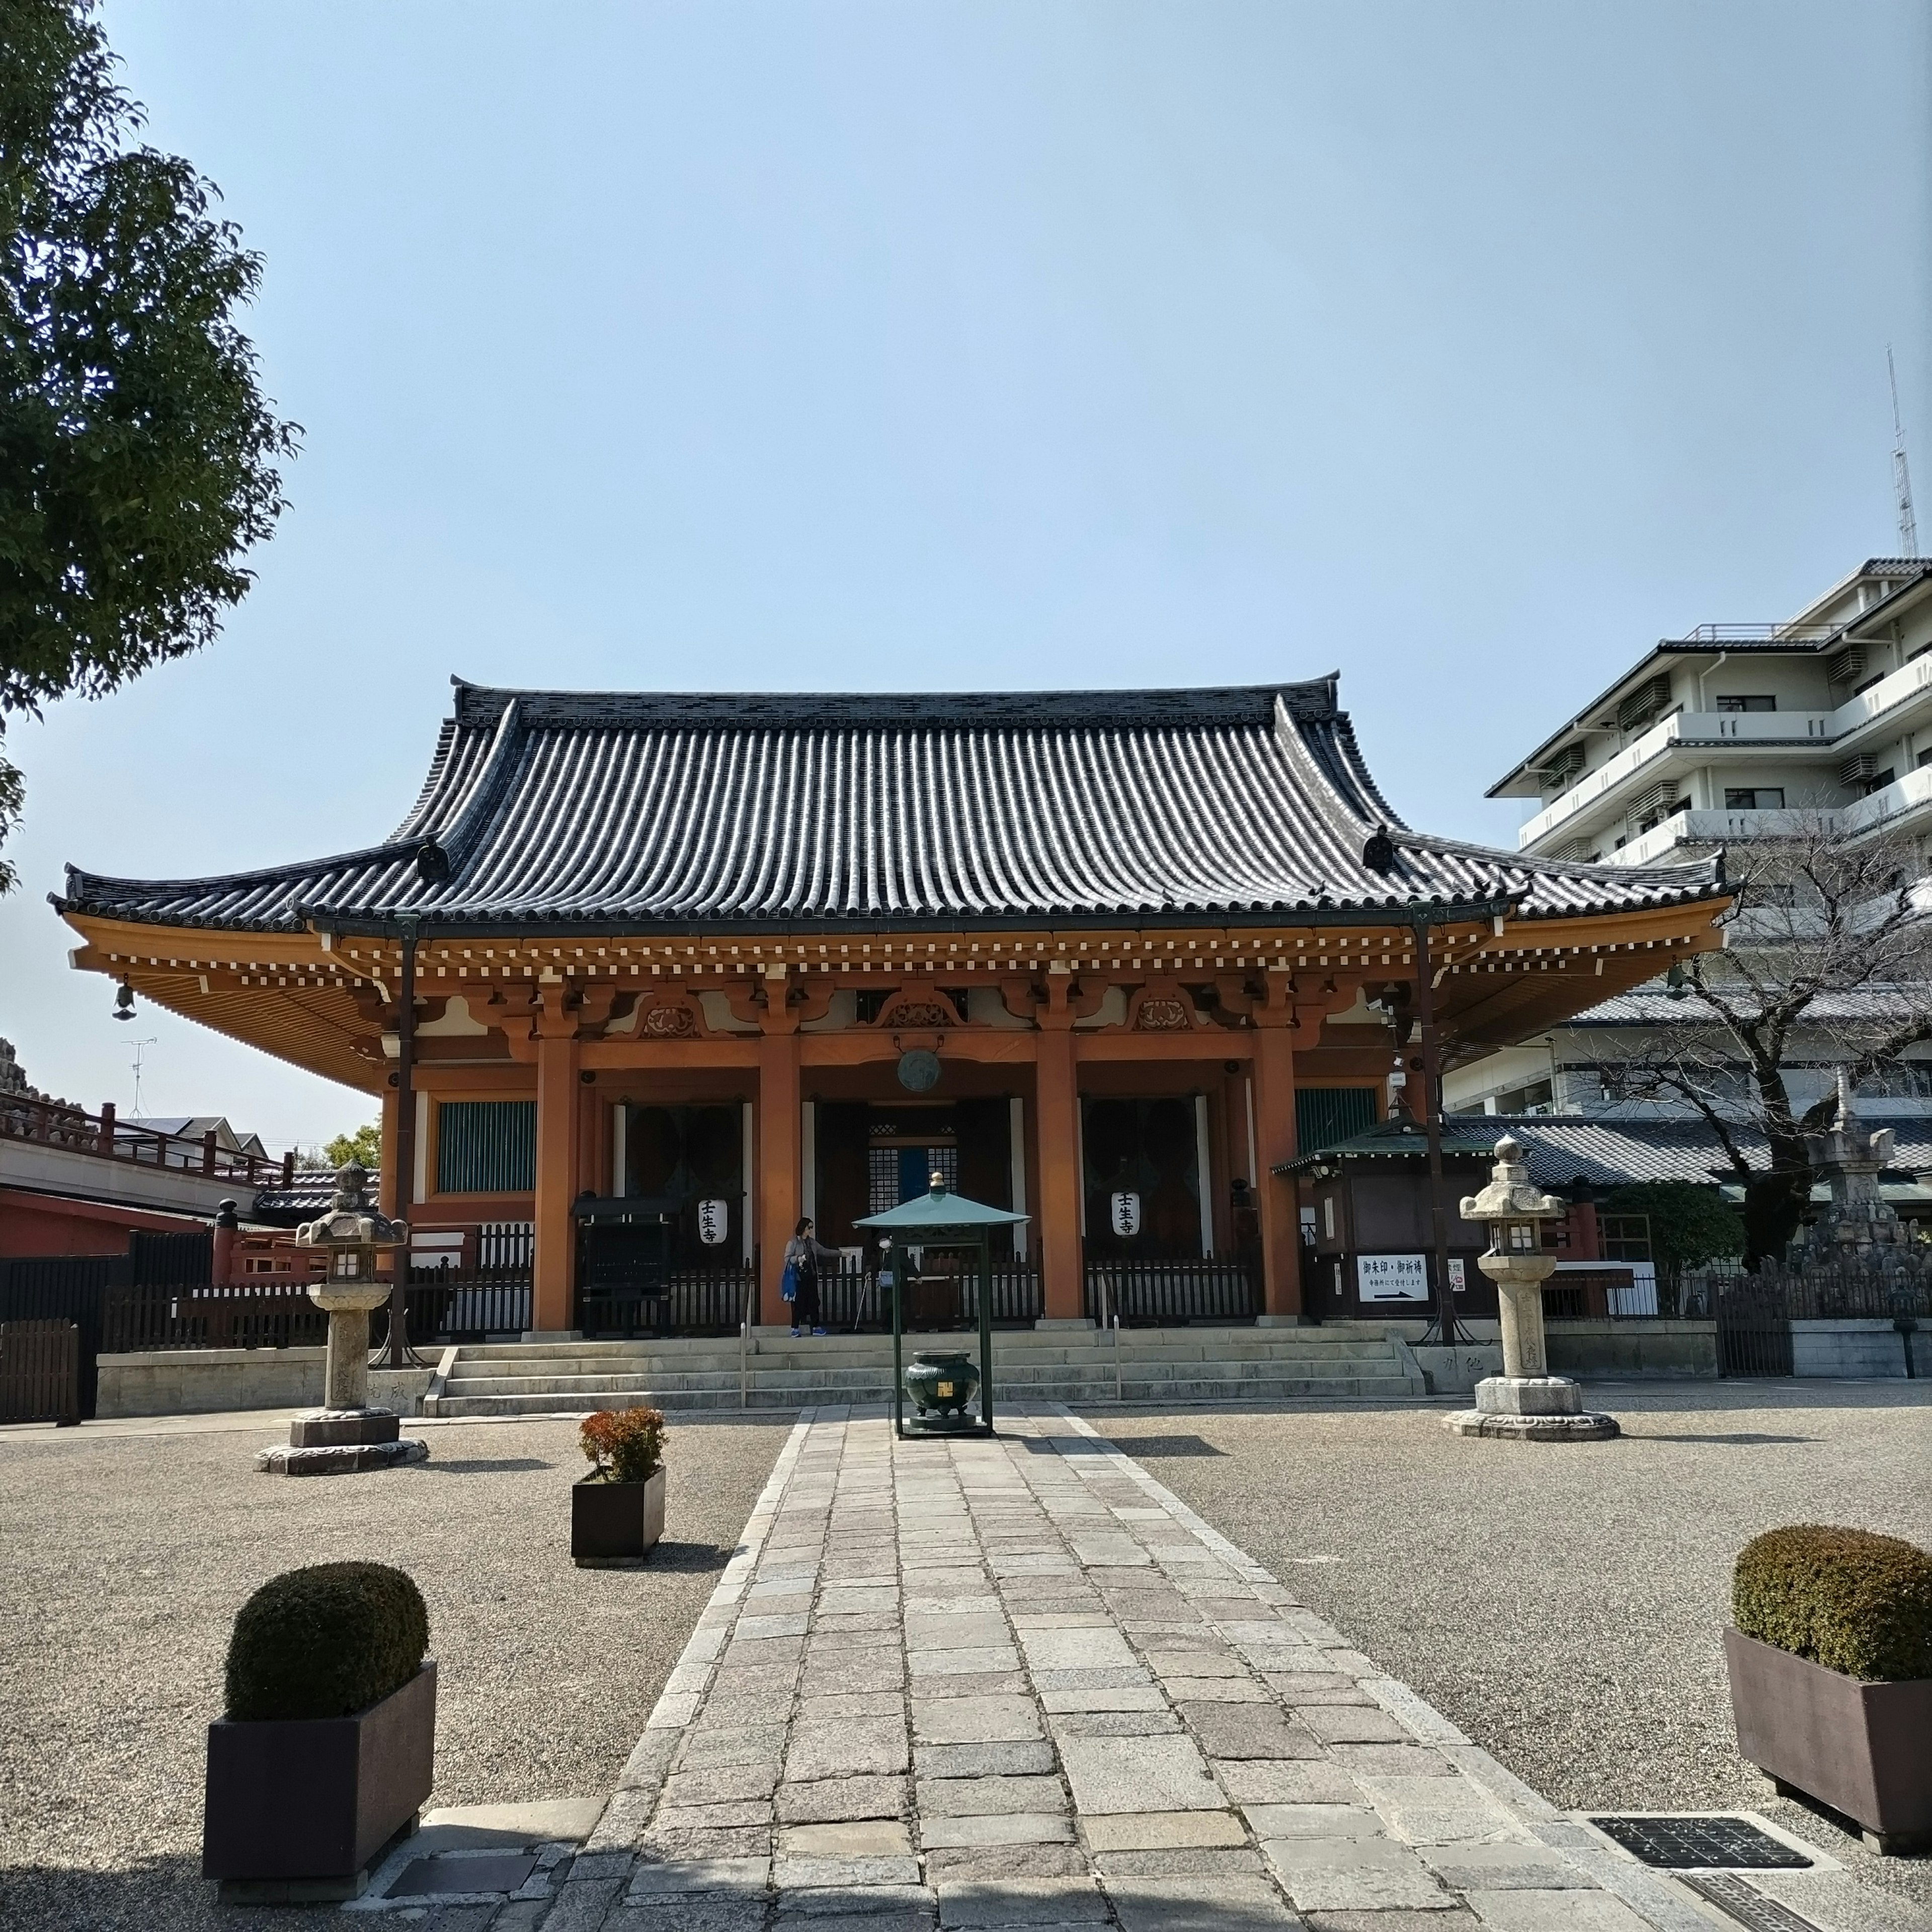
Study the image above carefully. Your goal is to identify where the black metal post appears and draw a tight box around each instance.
[1411,911,1459,1348]
[381,920,424,1369]
[892,1261,905,1438]
[977,1228,995,1435]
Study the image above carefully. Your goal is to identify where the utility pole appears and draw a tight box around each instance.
[1409,913,1459,1347]
[1891,347,1919,558]
[379,917,424,1369]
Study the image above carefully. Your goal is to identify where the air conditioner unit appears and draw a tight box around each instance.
[1616,674,1673,732]
[1555,839,1594,862]
[1838,752,1876,786]
[1632,781,1680,818]
[1536,743,1587,792]
[1827,648,1866,686]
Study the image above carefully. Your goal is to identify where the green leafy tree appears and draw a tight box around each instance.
[1601,1181,1743,1275]
[323,1121,381,1172]
[1,0,298,888]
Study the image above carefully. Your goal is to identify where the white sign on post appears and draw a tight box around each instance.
[1448,1258,1466,1295]
[696,1198,730,1247]
[1356,1253,1430,1302]
[1110,1192,1142,1238]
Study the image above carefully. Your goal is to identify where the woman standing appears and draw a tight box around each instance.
[782,1216,839,1337]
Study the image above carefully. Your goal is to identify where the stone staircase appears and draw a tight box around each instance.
[424,1322,1429,1417]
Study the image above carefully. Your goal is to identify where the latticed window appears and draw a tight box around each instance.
[436,1100,536,1193]
[868,1145,956,1215]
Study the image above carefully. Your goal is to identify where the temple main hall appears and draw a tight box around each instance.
[55,677,1725,1335]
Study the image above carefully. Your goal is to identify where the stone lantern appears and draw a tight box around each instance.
[255,1163,430,1475]
[1443,1136,1619,1441]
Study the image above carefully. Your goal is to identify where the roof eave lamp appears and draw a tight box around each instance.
[1443,1135,1620,1443]
[857,1173,1029,1441]
[255,1162,430,1474]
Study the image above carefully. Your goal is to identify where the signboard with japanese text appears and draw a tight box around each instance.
[1356,1253,1429,1302]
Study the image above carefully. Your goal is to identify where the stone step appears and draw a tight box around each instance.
[449,1336,1405,1370]
[450,1326,1404,1362]
[444,1352,1411,1397]
[431,1370,1426,1418]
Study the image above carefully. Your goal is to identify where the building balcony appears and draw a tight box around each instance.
[1517,713,1834,849]
[1840,760,1932,838]
[1601,809,1796,866]
[1516,651,1932,853]
[1597,768,1932,866]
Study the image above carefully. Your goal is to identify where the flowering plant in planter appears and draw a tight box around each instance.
[203,1562,436,1900]
[580,1405,666,1485]
[573,1407,668,1565]
[1726,1524,1932,1854]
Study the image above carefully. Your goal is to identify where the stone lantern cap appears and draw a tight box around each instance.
[293,1162,409,1252]
[1458,1135,1567,1226]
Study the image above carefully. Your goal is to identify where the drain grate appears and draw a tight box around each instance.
[1680,1872,1825,1932]
[1588,1815,1813,1870]
[388,1852,537,1896]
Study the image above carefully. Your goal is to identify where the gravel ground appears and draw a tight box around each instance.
[0,1411,791,1932]
[1099,1381,1932,1930]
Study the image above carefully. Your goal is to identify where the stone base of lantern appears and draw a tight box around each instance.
[1443,1375,1620,1442]
[256,1407,430,1476]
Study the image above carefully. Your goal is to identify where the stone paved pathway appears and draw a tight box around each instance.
[539,1407,1716,1931]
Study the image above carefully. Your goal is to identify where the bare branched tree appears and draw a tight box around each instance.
[1595,817,1932,1267]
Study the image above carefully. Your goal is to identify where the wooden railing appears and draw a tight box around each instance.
[1084,1256,1258,1326]
[0,1095,294,1188]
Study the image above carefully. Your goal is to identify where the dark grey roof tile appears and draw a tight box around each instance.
[59,680,1723,932]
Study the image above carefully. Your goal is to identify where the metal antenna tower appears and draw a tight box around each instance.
[129,1037,157,1115]
[1890,346,1919,557]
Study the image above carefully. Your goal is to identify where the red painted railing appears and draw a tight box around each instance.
[0,1095,294,1188]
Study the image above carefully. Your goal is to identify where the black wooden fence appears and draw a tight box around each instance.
[577,1268,752,1340]
[824,1264,1043,1332]
[100,1282,329,1354]
[0,1319,81,1424]
[1085,1257,1258,1326]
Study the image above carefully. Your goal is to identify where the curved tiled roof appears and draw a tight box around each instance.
[1278,1112,1932,1186]
[58,678,1724,933]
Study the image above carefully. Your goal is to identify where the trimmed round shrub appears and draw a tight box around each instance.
[225,1562,429,1721]
[1734,1525,1932,1682]
[581,1406,666,1485]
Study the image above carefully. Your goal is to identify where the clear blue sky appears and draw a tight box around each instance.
[3,0,1926,1151]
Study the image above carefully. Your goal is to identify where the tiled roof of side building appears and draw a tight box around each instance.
[1559,985,1930,1027]
[56,677,1723,933]
[1278,1113,1932,1186]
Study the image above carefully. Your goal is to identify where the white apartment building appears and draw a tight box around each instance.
[1490,556,1932,868]
[1446,557,1932,1128]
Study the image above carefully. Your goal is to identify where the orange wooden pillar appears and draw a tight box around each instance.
[1034,1023,1084,1322]
[1251,1022,1304,1322]
[377,1083,403,1220]
[757,1015,801,1329]
[531,1020,582,1334]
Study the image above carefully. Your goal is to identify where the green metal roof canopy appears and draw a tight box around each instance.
[857,1177,1029,1440]
[1274,1115,1502,1175]
[856,1182,1029,1233]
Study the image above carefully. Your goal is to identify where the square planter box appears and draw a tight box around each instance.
[573,1465,666,1566]
[203,1661,436,1898]
[1725,1627,1932,1852]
